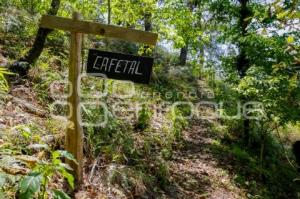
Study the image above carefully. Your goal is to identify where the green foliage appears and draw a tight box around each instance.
[0,67,13,93]
[136,104,152,130]
[230,145,252,163]
[111,0,156,27]
[3,123,46,152]
[86,114,134,161]
[0,172,20,197]
[1,0,299,198]
[212,0,300,126]
[18,172,42,199]
[17,150,75,199]
[206,1,300,198]
[52,189,71,199]
[169,107,189,140]
[108,165,154,197]
[155,159,170,188]
[0,148,74,198]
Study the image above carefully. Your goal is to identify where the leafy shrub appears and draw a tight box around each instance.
[17,150,75,199]
[107,165,154,197]
[136,104,152,130]
[169,109,189,140]
[0,150,74,199]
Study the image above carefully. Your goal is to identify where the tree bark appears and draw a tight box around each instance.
[179,45,188,65]
[142,13,152,55]
[198,44,204,78]
[237,0,251,78]
[237,0,252,144]
[107,0,111,25]
[10,0,60,76]
[144,13,152,31]
[177,0,196,66]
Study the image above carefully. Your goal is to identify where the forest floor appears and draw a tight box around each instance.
[0,76,249,198]
[0,81,247,199]
[73,79,247,198]
[159,79,244,199]
[75,120,247,199]
[164,118,245,199]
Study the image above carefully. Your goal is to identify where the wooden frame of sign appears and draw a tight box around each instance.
[39,12,157,188]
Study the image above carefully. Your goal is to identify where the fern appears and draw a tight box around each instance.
[0,67,13,93]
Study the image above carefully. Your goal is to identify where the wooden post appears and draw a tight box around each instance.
[66,12,84,187]
[38,12,158,188]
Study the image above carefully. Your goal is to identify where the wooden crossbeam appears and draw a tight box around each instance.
[39,12,158,189]
[40,15,158,45]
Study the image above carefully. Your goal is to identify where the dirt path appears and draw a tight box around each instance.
[165,119,246,199]
[1,82,246,199]
[163,79,246,199]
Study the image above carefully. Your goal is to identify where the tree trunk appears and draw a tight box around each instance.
[178,0,195,66]
[237,0,252,144]
[107,0,111,25]
[243,118,250,144]
[237,0,251,78]
[179,45,188,65]
[144,13,152,31]
[10,0,60,76]
[198,44,204,78]
[105,0,111,50]
[142,13,152,55]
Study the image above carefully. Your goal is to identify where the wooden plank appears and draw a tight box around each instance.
[40,15,158,45]
[66,12,84,187]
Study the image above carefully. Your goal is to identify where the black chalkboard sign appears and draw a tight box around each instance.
[86,49,154,84]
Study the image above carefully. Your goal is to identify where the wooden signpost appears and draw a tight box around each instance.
[39,12,157,187]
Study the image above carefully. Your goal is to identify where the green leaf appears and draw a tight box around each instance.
[58,163,72,171]
[57,150,77,163]
[19,191,32,199]
[0,173,7,187]
[0,67,14,75]
[0,191,6,198]
[18,172,42,198]
[60,169,74,189]
[287,36,294,44]
[52,151,60,160]
[52,189,71,199]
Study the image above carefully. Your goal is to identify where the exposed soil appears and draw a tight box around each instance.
[0,83,247,199]
[164,119,246,199]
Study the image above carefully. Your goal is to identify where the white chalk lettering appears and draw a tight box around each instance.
[123,60,130,73]
[93,56,102,69]
[92,56,144,76]
[135,61,142,75]
[115,60,123,73]
[100,57,109,71]
[128,61,136,74]
[108,59,118,72]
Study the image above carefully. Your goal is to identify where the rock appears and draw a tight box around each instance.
[27,144,49,151]
[0,124,7,130]
[10,61,30,76]
[0,54,8,67]
[43,135,55,143]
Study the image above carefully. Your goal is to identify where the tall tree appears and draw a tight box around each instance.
[10,0,60,76]
[237,0,252,143]
[107,0,111,25]
[210,0,300,144]
[179,46,188,65]
[159,0,204,66]
[236,0,251,78]
[179,0,197,66]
